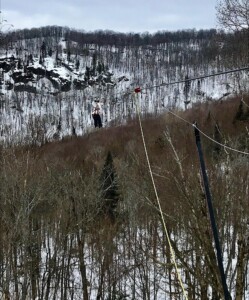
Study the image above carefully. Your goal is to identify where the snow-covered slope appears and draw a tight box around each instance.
[0,31,248,145]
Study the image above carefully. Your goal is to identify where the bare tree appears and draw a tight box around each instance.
[216,0,249,66]
[216,0,249,31]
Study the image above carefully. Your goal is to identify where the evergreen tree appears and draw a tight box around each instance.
[48,48,53,57]
[56,49,59,61]
[41,41,47,58]
[29,54,33,64]
[237,99,249,121]
[234,100,246,121]
[75,59,80,70]
[17,58,22,69]
[213,123,222,159]
[96,61,103,74]
[244,106,249,120]
[85,66,90,81]
[197,79,203,95]
[67,50,71,62]
[92,52,97,76]
[99,151,119,221]
[183,75,191,100]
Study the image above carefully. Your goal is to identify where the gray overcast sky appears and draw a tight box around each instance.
[2,0,218,33]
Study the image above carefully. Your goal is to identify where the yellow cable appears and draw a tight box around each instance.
[134,91,188,300]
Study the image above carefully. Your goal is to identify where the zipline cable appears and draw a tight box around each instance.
[116,66,249,98]
[112,83,247,298]
[133,89,189,300]
[192,124,249,156]
[166,109,249,156]
[145,66,249,91]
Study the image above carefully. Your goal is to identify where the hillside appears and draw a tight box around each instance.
[0,26,249,299]
[0,26,248,145]
[0,93,249,299]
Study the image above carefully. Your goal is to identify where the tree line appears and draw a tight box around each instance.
[5,26,226,47]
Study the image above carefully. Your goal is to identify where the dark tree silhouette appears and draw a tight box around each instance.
[213,123,222,159]
[75,59,80,70]
[41,41,47,58]
[234,100,245,121]
[99,151,119,221]
[183,75,191,100]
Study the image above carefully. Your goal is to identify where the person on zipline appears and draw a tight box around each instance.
[92,99,103,128]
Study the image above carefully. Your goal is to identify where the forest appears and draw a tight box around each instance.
[0,26,248,145]
[0,7,249,298]
[0,94,249,299]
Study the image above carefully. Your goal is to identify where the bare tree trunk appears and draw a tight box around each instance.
[11,244,20,300]
[96,255,109,300]
[76,234,89,300]
[235,231,247,300]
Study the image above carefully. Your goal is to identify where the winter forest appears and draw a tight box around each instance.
[0,1,249,299]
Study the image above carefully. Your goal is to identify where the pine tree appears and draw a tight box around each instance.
[184,74,191,100]
[235,100,244,120]
[92,52,97,76]
[17,58,22,69]
[213,123,222,159]
[41,41,46,58]
[85,66,90,81]
[96,61,103,74]
[99,151,119,221]
[75,59,80,70]
[67,50,71,62]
